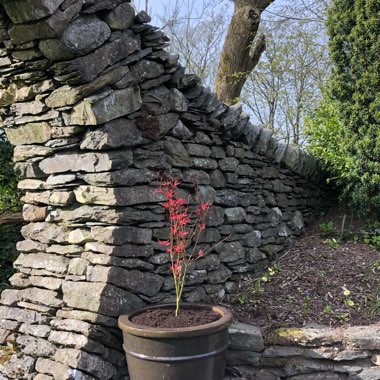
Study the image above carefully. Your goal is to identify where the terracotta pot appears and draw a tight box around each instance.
[118,303,233,380]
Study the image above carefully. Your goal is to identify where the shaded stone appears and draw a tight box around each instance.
[215,242,245,263]
[8,1,82,44]
[80,118,149,150]
[2,0,64,24]
[46,66,130,108]
[82,168,155,187]
[52,31,140,83]
[229,323,264,351]
[91,226,152,245]
[170,120,193,140]
[35,358,93,380]
[104,2,135,30]
[207,264,232,284]
[62,15,111,55]
[39,38,77,61]
[135,10,151,23]
[68,87,141,125]
[85,242,153,258]
[164,137,192,167]
[130,59,164,81]
[62,281,145,317]
[87,266,163,296]
[225,207,246,223]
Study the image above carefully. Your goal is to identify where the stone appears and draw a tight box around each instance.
[36,358,94,380]
[130,59,164,81]
[10,97,47,116]
[18,287,63,308]
[169,88,189,112]
[215,242,245,263]
[62,15,111,55]
[53,348,117,379]
[82,168,155,186]
[52,30,140,82]
[229,323,264,352]
[30,276,62,291]
[192,157,218,169]
[85,242,153,258]
[68,228,94,244]
[5,122,51,145]
[291,210,305,230]
[16,335,56,357]
[164,137,192,167]
[14,253,69,274]
[135,10,151,23]
[240,230,262,247]
[39,38,77,61]
[74,185,165,206]
[104,2,135,30]
[21,222,69,244]
[62,281,145,317]
[46,66,130,108]
[207,264,232,284]
[8,1,82,44]
[0,354,35,378]
[16,239,48,253]
[2,0,64,24]
[345,326,380,349]
[22,204,48,222]
[87,266,163,296]
[39,151,132,174]
[225,207,246,223]
[91,226,152,245]
[68,87,142,125]
[80,118,149,150]
[170,120,193,140]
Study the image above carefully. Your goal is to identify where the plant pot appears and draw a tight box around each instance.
[118,303,233,380]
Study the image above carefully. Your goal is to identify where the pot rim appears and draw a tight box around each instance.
[118,303,233,338]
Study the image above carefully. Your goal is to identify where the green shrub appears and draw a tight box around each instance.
[306,0,380,217]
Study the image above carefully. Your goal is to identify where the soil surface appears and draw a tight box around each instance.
[131,307,220,328]
[226,209,380,334]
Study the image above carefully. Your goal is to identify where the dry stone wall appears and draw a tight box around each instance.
[0,1,332,378]
[226,323,380,380]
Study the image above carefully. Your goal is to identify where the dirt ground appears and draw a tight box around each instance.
[226,209,380,334]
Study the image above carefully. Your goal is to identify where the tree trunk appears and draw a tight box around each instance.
[214,0,274,105]
[0,212,23,225]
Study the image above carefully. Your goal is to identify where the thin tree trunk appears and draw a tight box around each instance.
[214,0,274,105]
[0,212,23,225]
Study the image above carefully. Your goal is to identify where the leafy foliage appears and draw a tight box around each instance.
[0,132,21,212]
[306,0,380,217]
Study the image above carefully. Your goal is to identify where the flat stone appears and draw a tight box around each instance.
[39,38,77,61]
[207,264,232,284]
[16,335,56,356]
[52,31,140,83]
[19,323,51,338]
[345,326,380,349]
[82,168,155,186]
[39,151,132,174]
[54,348,117,379]
[35,358,94,380]
[62,281,145,317]
[0,354,35,378]
[68,87,142,125]
[87,266,163,296]
[21,222,69,244]
[74,185,164,206]
[229,322,264,352]
[130,59,164,81]
[5,122,51,145]
[91,226,152,245]
[104,2,135,30]
[62,15,111,55]
[30,276,62,290]
[8,1,82,44]
[215,241,245,263]
[16,239,48,253]
[85,242,153,258]
[2,0,64,23]
[18,287,63,308]
[13,145,54,162]
[14,253,69,274]
[80,118,149,150]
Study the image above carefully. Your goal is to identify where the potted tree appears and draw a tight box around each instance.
[118,177,232,380]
